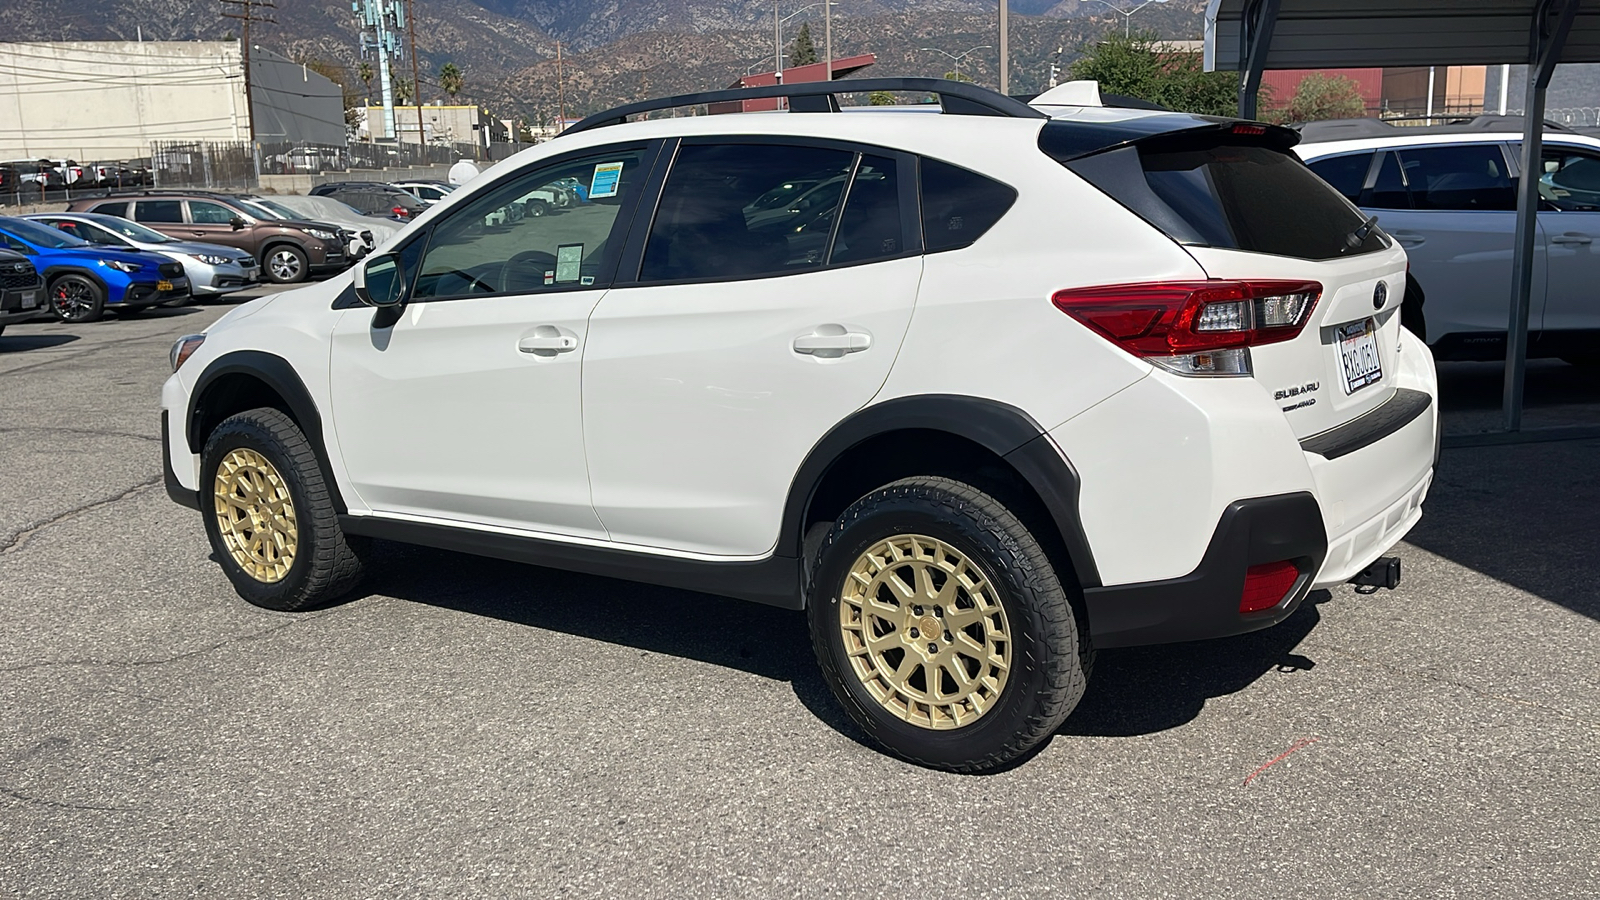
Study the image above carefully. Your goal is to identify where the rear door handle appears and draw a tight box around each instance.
[517,325,579,357]
[793,326,872,358]
[1390,230,1426,247]
[1551,232,1594,245]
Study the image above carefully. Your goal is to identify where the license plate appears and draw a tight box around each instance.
[1337,318,1383,394]
[21,290,37,309]
[156,280,173,291]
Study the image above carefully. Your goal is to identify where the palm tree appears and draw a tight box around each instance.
[439,62,464,101]
[358,61,374,104]
[393,77,414,105]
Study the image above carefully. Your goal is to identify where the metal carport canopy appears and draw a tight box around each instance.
[1205,0,1600,444]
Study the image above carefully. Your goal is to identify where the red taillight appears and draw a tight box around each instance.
[393,206,409,218]
[1240,561,1300,613]
[1051,280,1321,357]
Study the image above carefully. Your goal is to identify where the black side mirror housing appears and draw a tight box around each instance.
[230,217,247,230]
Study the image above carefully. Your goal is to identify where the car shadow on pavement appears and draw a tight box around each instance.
[1058,593,1327,739]
[351,541,1333,753]
[355,541,875,746]
[0,333,78,352]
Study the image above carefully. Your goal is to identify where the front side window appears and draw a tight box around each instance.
[1538,145,1600,211]
[640,143,855,282]
[1396,144,1515,211]
[413,146,649,300]
[135,200,184,223]
[189,200,237,224]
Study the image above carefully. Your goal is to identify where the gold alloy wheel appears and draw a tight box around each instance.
[838,534,1012,729]
[212,447,299,583]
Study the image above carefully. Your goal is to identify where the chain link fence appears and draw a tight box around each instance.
[150,140,257,190]
[259,140,482,175]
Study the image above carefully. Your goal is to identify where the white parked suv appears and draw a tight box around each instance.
[1298,115,1600,366]
[161,80,1438,772]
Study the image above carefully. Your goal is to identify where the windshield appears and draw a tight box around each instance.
[255,199,301,219]
[92,216,175,243]
[235,199,283,220]
[0,217,90,249]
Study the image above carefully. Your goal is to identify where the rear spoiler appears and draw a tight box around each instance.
[1039,116,1300,163]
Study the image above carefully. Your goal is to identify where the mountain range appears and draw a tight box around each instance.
[0,0,1208,121]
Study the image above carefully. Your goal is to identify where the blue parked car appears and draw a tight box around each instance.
[0,215,189,322]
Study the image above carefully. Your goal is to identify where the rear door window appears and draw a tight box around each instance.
[1395,144,1515,211]
[830,154,906,265]
[640,143,855,281]
[135,200,184,223]
[1366,152,1412,209]
[1306,152,1373,204]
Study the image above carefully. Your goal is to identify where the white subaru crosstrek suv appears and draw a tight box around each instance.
[161,79,1438,772]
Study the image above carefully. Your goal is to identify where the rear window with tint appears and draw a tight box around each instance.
[920,158,1017,253]
[1065,135,1386,260]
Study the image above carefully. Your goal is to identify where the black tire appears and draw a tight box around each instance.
[48,274,105,323]
[807,477,1091,773]
[262,244,309,284]
[525,199,549,217]
[200,407,365,611]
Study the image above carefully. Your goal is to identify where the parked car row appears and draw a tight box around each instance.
[1,159,152,196]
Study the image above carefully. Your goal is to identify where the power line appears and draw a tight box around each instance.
[220,0,277,144]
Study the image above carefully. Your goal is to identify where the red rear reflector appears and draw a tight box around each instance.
[1233,124,1267,135]
[1240,561,1300,613]
[1051,280,1321,357]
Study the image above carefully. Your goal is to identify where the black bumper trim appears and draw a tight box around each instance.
[1084,492,1327,649]
[161,411,201,511]
[1299,388,1432,460]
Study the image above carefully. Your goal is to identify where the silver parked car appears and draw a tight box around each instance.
[1298,115,1600,367]
[248,195,400,257]
[24,212,259,299]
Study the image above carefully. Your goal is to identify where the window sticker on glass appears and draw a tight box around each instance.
[590,162,625,199]
[556,243,583,282]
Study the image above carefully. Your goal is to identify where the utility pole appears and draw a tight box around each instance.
[824,0,832,82]
[220,0,276,144]
[998,0,1009,95]
[774,4,782,84]
[407,0,424,145]
[556,41,567,133]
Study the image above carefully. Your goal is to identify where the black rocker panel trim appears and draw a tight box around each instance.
[185,350,345,513]
[778,394,1103,588]
[1299,388,1432,460]
[1084,492,1327,649]
[161,410,201,511]
[338,516,804,609]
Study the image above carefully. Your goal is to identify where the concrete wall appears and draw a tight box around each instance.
[0,42,250,160]
[259,164,451,194]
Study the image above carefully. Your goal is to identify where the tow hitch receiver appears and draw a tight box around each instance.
[1350,556,1402,593]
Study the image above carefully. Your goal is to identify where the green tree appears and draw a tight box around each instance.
[439,62,464,101]
[1266,73,1366,124]
[1067,30,1242,116]
[943,70,974,83]
[393,77,414,104]
[869,90,896,106]
[789,23,818,67]
[358,61,374,103]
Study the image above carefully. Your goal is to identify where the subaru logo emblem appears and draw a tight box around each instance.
[1373,281,1388,310]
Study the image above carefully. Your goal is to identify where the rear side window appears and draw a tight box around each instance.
[920,158,1016,253]
[1367,152,1411,209]
[830,154,905,265]
[1397,145,1515,211]
[1306,152,1373,204]
[91,201,127,217]
[136,200,183,223]
[1065,134,1386,260]
[641,143,854,281]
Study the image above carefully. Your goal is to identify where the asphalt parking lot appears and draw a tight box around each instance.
[1,293,1596,898]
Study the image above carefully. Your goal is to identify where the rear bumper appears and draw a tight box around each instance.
[1085,492,1327,648]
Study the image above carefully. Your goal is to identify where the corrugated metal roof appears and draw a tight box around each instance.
[1206,0,1600,70]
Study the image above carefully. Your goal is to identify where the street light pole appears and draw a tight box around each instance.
[919,45,992,85]
[824,0,832,82]
[998,0,1008,95]
[1078,0,1170,38]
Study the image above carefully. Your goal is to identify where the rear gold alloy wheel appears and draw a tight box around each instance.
[838,534,1012,729]
[212,448,298,583]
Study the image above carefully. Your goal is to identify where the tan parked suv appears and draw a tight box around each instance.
[67,191,348,283]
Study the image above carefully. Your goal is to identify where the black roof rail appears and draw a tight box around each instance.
[565,77,1047,136]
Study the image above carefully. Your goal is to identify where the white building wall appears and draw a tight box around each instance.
[0,41,249,160]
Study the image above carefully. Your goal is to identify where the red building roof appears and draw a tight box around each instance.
[712,54,877,113]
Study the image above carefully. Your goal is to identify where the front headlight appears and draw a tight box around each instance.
[302,228,337,241]
[191,254,231,266]
[104,260,142,273]
[170,334,205,372]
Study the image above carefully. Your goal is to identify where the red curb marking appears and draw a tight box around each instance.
[1242,737,1320,786]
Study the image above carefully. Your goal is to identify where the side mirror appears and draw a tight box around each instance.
[230,217,247,231]
[352,252,407,309]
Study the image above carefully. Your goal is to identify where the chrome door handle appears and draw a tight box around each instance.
[793,326,872,358]
[1551,232,1594,245]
